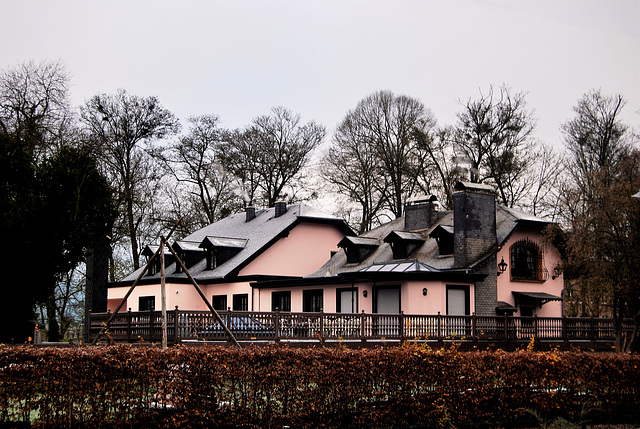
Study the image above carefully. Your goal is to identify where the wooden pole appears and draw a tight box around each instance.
[160,236,167,350]
[164,240,242,349]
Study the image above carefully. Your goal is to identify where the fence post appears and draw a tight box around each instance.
[400,311,405,343]
[173,306,179,344]
[360,310,366,343]
[275,308,281,343]
[320,308,325,345]
[437,312,442,345]
[504,314,509,341]
[471,313,477,343]
[127,309,132,342]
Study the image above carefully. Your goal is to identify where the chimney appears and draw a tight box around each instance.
[274,201,287,218]
[404,195,440,231]
[453,182,496,268]
[245,206,256,222]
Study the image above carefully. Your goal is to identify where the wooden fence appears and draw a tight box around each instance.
[88,309,634,348]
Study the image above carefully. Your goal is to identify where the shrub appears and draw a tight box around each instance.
[0,344,638,428]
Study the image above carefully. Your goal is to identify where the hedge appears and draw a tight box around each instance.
[0,344,638,428]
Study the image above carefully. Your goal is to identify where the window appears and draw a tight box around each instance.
[272,291,291,312]
[139,296,155,311]
[303,289,323,312]
[337,288,359,313]
[510,239,544,281]
[146,257,161,276]
[212,295,227,311]
[233,294,248,311]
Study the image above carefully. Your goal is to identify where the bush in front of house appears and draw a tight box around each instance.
[0,344,638,428]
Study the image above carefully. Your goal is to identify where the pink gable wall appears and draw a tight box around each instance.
[496,229,564,317]
[239,223,343,277]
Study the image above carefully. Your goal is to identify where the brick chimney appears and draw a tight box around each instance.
[404,195,441,231]
[245,206,256,222]
[453,182,496,268]
[274,201,287,218]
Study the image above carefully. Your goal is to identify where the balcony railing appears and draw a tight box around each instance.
[88,309,634,346]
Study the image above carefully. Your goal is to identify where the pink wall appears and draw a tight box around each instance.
[255,281,475,315]
[496,229,564,317]
[239,223,343,277]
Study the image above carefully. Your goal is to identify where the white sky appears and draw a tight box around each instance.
[1,0,639,149]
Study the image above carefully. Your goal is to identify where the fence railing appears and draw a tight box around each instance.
[88,309,634,345]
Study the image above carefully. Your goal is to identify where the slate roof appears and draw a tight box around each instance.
[115,203,353,285]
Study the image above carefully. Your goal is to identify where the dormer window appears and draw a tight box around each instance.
[338,236,379,264]
[199,237,247,271]
[383,231,425,260]
[173,241,205,273]
[429,225,454,256]
[510,239,546,282]
[142,245,171,276]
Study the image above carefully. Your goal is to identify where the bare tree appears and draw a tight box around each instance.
[323,91,437,222]
[80,89,180,271]
[0,60,72,158]
[412,126,466,209]
[322,115,387,233]
[159,115,240,229]
[562,89,631,187]
[452,85,536,207]
[220,106,324,207]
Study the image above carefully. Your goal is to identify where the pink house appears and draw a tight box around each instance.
[108,183,564,319]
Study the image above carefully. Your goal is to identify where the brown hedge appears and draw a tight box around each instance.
[0,344,638,428]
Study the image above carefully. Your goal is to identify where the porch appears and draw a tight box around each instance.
[88,309,633,349]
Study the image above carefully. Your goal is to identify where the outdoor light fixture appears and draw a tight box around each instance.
[422,288,428,296]
[363,290,368,298]
[552,263,563,280]
[497,257,508,275]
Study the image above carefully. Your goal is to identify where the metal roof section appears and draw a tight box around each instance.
[383,230,426,243]
[173,240,204,252]
[199,236,248,249]
[360,260,440,273]
[338,236,380,248]
[512,291,563,308]
[141,244,172,257]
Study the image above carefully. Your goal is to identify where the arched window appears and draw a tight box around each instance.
[510,239,546,281]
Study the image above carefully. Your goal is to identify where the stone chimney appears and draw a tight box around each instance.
[274,201,287,218]
[404,195,440,231]
[453,182,496,268]
[245,206,256,222]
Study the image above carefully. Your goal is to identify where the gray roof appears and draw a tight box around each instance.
[308,204,551,279]
[118,203,352,284]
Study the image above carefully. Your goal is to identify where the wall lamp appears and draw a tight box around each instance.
[362,290,368,298]
[497,257,508,276]
[552,263,563,280]
[422,288,428,296]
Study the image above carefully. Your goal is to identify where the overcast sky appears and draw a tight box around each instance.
[1,0,638,149]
